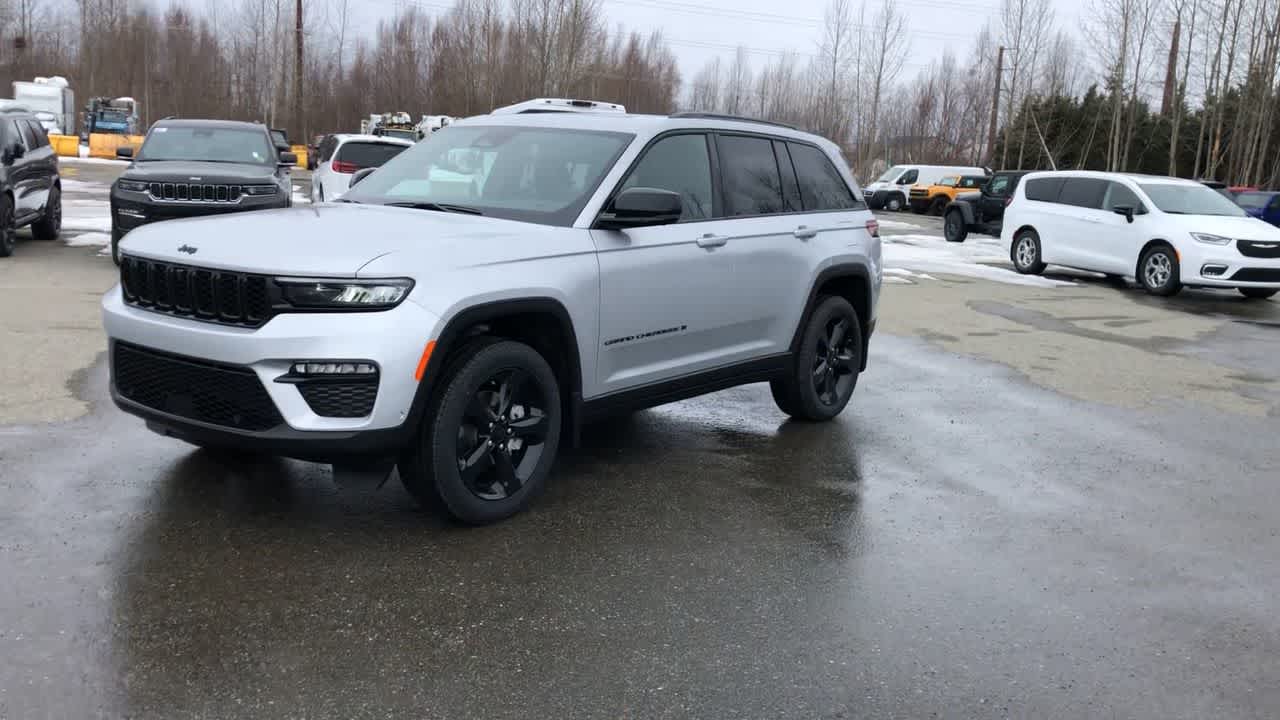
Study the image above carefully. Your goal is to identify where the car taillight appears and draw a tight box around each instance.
[332,160,359,174]
[865,219,879,237]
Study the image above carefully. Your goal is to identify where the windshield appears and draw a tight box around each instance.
[1234,192,1272,210]
[138,126,275,165]
[1138,183,1247,217]
[875,166,903,183]
[343,124,633,227]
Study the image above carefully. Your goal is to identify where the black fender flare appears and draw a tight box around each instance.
[402,296,585,444]
[946,199,977,225]
[788,263,876,370]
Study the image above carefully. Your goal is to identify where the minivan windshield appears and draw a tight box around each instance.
[138,126,275,165]
[342,125,633,227]
[1138,183,1247,217]
[875,166,903,183]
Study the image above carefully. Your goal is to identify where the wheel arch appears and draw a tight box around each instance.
[1135,238,1176,278]
[405,296,585,447]
[947,200,977,225]
[790,264,875,371]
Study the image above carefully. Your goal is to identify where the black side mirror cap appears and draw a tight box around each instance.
[348,167,376,189]
[1113,205,1135,223]
[278,152,297,166]
[597,187,683,230]
[116,146,134,159]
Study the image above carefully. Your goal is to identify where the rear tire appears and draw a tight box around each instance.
[1138,244,1182,296]
[0,195,15,258]
[928,196,947,216]
[31,185,61,240]
[944,209,968,243]
[399,339,562,525]
[1011,228,1046,275]
[1239,287,1277,300]
[770,296,862,422]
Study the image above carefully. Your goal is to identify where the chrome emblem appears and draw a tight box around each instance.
[178,245,198,255]
[189,176,203,181]
[1253,242,1277,249]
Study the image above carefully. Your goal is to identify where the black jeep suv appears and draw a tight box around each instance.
[942,170,1030,243]
[109,119,296,264]
[0,107,62,257]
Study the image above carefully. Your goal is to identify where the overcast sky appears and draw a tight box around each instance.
[353,0,1089,88]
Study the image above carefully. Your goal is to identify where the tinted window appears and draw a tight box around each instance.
[1058,178,1108,209]
[789,142,860,211]
[0,120,18,147]
[16,120,37,149]
[139,125,276,165]
[620,133,713,221]
[960,176,986,188]
[1269,196,1280,211]
[717,135,784,216]
[987,175,1013,196]
[318,137,337,162]
[25,121,48,147]
[335,141,410,169]
[1103,182,1144,212]
[1024,177,1065,202]
[1235,192,1270,210]
[898,169,918,185]
[774,141,802,212]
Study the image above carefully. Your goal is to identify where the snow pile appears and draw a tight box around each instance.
[64,232,111,249]
[882,233,1075,288]
[875,218,922,231]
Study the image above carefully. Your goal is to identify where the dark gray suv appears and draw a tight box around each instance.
[109,119,296,264]
[0,107,62,257]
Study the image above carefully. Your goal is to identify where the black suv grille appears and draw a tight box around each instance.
[149,182,243,203]
[1237,240,1280,259]
[1230,268,1280,283]
[113,342,283,431]
[120,256,274,327]
[298,381,379,418]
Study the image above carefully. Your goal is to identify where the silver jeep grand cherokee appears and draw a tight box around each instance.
[102,103,883,524]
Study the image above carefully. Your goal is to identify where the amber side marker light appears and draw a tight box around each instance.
[414,340,436,381]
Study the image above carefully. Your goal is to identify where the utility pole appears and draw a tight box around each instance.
[294,0,304,146]
[986,46,1004,168]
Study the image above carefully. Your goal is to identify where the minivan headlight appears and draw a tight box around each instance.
[276,278,413,308]
[1191,232,1232,245]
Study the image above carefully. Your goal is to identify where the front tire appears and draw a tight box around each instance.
[399,339,562,525]
[1011,228,1046,275]
[944,209,968,243]
[1138,244,1182,296]
[1239,287,1277,300]
[928,196,947,216]
[885,194,905,212]
[31,185,61,240]
[770,296,862,422]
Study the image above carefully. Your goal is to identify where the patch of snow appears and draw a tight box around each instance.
[62,155,128,166]
[61,179,109,194]
[883,268,937,281]
[64,231,111,248]
[61,196,113,234]
[882,233,1075,288]
[292,184,310,205]
[875,218,921,231]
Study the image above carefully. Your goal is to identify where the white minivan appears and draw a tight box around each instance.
[310,134,414,203]
[1001,170,1280,299]
[862,164,987,211]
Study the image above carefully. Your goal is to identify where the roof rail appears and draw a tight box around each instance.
[668,112,798,130]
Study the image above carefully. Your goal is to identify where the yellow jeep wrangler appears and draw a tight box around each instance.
[908,174,990,215]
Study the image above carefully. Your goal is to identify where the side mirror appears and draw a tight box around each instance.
[348,167,376,188]
[598,187,682,230]
[278,151,297,166]
[116,146,134,159]
[1113,205,1135,223]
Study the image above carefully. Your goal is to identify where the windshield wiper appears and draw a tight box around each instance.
[383,201,483,216]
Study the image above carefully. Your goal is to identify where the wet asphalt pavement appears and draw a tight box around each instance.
[3,328,1278,719]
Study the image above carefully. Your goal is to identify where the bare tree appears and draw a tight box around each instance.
[860,0,909,172]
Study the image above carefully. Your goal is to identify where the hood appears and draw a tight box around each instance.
[121,160,278,184]
[116,202,580,277]
[1180,214,1280,242]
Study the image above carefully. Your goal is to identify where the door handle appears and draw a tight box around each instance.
[794,225,818,239]
[696,233,727,248]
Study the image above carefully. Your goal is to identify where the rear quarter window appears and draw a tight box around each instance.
[1024,177,1066,203]
[788,142,863,211]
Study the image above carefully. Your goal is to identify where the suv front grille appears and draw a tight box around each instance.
[1238,240,1280,259]
[120,256,273,327]
[113,342,283,431]
[149,182,242,203]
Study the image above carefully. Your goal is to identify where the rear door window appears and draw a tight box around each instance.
[16,120,38,150]
[1024,177,1066,202]
[335,141,410,169]
[716,134,784,216]
[1103,181,1144,212]
[619,133,713,221]
[25,121,48,147]
[1058,178,1108,209]
[788,142,861,211]
[773,141,802,212]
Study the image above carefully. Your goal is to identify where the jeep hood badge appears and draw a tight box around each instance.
[178,245,198,255]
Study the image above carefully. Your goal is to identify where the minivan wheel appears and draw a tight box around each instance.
[0,195,15,258]
[885,194,904,212]
[770,295,862,422]
[32,185,61,240]
[1239,287,1277,300]
[1011,229,1046,275]
[399,339,561,525]
[1138,244,1182,296]
[944,210,968,243]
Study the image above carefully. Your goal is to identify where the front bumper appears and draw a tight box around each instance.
[103,285,442,456]
[1181,248,1280,288]
[111,190,288,235]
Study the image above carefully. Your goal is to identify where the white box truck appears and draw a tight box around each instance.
[11,76,76,136]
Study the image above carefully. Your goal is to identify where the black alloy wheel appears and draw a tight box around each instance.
[811,314,860,407]
[770,295,862,421]
[454,367,552,501]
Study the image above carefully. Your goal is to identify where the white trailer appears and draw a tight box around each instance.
[12,77,75,135]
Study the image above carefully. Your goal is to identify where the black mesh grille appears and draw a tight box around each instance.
[1237,241,1280,259]
[1230,268,1280,282]
[297,381,379,418]
[113,342,283,431]
[120,256,276,328]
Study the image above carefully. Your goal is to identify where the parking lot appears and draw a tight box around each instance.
[2,161,1279,718]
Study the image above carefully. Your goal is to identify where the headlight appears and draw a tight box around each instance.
[276,278,413,309]
[242,184,278,196]
[1191,232,1232,245]
[117,179,149,193]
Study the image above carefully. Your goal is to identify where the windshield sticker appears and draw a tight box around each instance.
[154,127,167,133]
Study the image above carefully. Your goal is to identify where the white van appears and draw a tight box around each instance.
[863,164,988,211]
